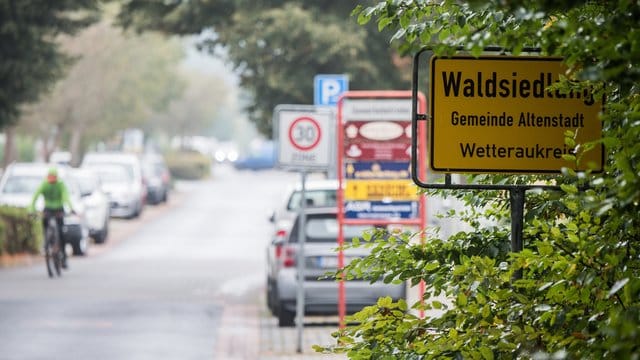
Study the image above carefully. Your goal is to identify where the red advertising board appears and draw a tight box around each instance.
[343,121,412,161]
[336,90,427,328]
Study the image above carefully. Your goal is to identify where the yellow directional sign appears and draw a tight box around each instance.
[344,180,420,201]
[430,56,603,174]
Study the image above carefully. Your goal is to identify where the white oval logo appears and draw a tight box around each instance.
[359,122,404,141]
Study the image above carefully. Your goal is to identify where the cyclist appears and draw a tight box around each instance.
[29,167,75,269]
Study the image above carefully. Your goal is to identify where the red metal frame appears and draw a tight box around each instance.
[336,90,427,328]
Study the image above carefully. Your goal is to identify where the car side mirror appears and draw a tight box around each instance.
[268,210,276,223]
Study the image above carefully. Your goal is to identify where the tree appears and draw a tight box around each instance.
[0,0,102,165]
[315,1,640,359]
[0,0,100,129]
[17,13,185,164]
[145,68,231,141]
[116,0,411,136]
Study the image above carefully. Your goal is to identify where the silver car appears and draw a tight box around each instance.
[81,152,146,219]
[266,179,337,313]
[273,207,406,327]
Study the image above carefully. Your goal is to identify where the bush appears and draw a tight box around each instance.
[0,206,42,256]
[165,151,211,180]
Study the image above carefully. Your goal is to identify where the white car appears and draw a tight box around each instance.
[70,168,110,243]
[0,162,91,255]
[81,152,147,219]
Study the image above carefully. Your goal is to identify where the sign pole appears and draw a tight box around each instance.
[296,170,307,353]
[509,187,525,280]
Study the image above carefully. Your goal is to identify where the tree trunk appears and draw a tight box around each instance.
[3,126,16,168]
[69,125,84,166]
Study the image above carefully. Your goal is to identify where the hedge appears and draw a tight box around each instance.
[0,206,42,256]
[165,151,212,180]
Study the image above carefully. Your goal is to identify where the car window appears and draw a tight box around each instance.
[1,175,41,194]
[287,189,337,210]
[86,165,130,184]
[289,216,374,243]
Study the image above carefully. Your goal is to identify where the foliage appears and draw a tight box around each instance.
[116,0,411,136]
[16,10,186,164]
[0,206,42,255]
[0,0,101,129]
[145,67,231,141]
[314,1,640,359]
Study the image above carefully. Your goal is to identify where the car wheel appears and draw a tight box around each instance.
[72,236,88,256]
[94,220,109,244]
[277,302,295,327]
[267,279,277,314]
[266,279,273,312]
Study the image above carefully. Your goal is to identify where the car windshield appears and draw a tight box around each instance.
[87,165,130,184]
[287,189,336,210]
[289,216,374,243]
[1,175,42,194]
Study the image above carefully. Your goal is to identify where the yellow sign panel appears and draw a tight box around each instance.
[430,56,603,173]
[344,180,419,201]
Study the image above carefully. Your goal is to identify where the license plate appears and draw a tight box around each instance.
[317,256,338,269]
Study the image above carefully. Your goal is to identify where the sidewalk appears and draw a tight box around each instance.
[259,312,346,360]
[214,299,346,360]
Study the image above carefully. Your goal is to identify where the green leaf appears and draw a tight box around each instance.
[480,346,494,360]
[457,292,468,306]
[378,17,393,31]
[425,260,439,271]
[561,184,578,194]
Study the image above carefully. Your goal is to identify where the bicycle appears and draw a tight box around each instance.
[43,213,64,278]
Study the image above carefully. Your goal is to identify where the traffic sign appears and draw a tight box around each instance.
[288,117,322,151]
[429,56,603,173]
[314,74,348,106]
[275,105,334,170]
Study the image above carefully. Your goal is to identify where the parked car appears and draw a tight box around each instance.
[81,152,146,218]
[266,179,338,313]
[141,153,171,204]
[70,168,110,243]
[0,162,91,255]
[271,207,406,327]
[268,179,338,229]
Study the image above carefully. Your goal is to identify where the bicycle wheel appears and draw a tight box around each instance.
[45,220,62,277]
[44,234,55,278]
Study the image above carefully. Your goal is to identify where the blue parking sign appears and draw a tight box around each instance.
[314,74,348,106]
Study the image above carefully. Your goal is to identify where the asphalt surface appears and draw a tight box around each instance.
[0,165,346,360]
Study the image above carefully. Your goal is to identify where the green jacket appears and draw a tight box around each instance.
[30,180,73,212]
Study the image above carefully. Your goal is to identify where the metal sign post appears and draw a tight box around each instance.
[274,104,333,353]
[296,170,307,353]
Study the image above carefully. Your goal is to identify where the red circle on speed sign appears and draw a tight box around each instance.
[288,117,322,151]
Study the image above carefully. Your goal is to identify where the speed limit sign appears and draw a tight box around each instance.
[275,105,333,170]
[289,117,321,151]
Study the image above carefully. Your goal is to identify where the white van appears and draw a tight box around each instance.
[81,152,147,219]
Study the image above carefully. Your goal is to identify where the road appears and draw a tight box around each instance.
[0,164,333,360]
